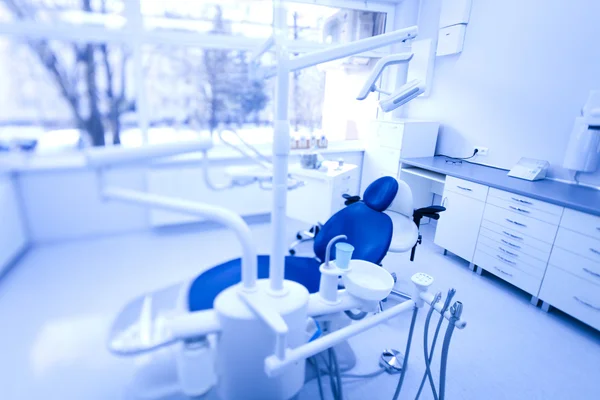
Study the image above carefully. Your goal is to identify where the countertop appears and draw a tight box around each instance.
[401,156,600,217]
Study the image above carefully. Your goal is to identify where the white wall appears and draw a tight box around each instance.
[0,174,28,273]
[399,0,600,186]
[16,150,363,244]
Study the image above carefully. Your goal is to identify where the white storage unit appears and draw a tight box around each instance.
[287,161,360,224]
[434,176,488,262]
[540,209,600,330]
[473,187,563,301]
[361,120,439,195]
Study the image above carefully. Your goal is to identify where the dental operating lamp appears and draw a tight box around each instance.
[356,53,426,112]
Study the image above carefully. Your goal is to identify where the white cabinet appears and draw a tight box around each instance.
[0,175,28,273]
[473,187,563,299]
[287,161,360,224]
[540,208,600,330]
[434,178,488,262]
[361,120,439,195]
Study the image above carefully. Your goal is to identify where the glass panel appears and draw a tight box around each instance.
[140,44,274,146]
[141,0,273,39]
[290,66,325,136]
[287,3,386,44]
[0,36,132,153]
[0,0,125,26]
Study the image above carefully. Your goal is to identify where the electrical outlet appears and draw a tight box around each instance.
[475,146,488,156]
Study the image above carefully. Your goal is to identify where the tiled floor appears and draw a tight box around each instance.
[0,221,599,399]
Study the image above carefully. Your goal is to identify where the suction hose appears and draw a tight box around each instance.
[439,301,462,400]
[391,305,419,400]
[415,288,456,400]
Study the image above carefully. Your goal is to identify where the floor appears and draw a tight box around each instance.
[0,220,599,399]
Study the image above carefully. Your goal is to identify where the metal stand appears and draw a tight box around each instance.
[379,349,404,374]
[288,224,321,255]
[530,296,539,306]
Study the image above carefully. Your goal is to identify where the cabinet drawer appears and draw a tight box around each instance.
[376,122,405,149]
[476,236,547,272]
[549,247,600,285]
[540,266,600,331]
[560,208,600,240]
[554,227,600,262]
[483,204,559,244]
[474,249,542,295]
[480,220,553,254]
[365,147,401,174]
[486,196,562,225]
[488,187,564,216]
[476,243,545,278]
[478,226,551,262]
[445,176,488,202]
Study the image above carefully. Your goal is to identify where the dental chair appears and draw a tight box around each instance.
[108,177,436,398]
[189,176,402,312]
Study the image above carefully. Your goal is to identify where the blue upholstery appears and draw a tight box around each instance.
[189,256,320,312]
[362,176,399,212]
[313,202,393,263]
[188,176,398,312]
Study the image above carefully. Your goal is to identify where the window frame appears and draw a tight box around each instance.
[0,0,397,147]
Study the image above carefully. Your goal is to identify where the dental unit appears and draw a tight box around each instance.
[83,2,467,399]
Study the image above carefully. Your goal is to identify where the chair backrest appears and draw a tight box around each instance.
[313,177,398,264]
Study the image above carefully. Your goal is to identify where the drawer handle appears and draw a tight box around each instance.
[590,248,600,256]
[509,205,530,214]
[456,185,473,192]
[494,266,513,277]
[502,231,523,241]
[506,218,527,228]
[342,176,351,180]
[583,267,600,279]
[501,239,521,249]
[511,197,533,205]
[573,296,600,312]
[496,255,517,266]
[498,247,518,257]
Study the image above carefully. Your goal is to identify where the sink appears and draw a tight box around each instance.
[342,260,394,302]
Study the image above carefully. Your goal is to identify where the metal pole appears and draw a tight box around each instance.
[269,0,290,294]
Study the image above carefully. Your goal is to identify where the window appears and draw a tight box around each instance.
[0,0,394,153]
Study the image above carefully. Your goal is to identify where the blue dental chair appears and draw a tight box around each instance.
[188,176,401,312]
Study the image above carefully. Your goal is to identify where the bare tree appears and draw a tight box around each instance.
[1,0,133,146]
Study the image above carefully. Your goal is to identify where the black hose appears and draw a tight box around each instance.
[344,310,368,320]
[415,300,440,400]
[327,349,339,400]
[311,357,325,400]
[330,348,343,400]
[439,317,457,400]
[392,305,419,400]
[416,289,456,400]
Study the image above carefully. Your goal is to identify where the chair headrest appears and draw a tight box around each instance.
[363,176,399,212]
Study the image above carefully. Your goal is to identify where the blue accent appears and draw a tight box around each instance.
[309,319,322,342]
[363,176,399,212]
[313,201,393,263]
[188,255,321,312]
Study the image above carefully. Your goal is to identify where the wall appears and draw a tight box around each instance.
[16,150,363,244]
[0,173,28,273]
[398,0,600,186]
